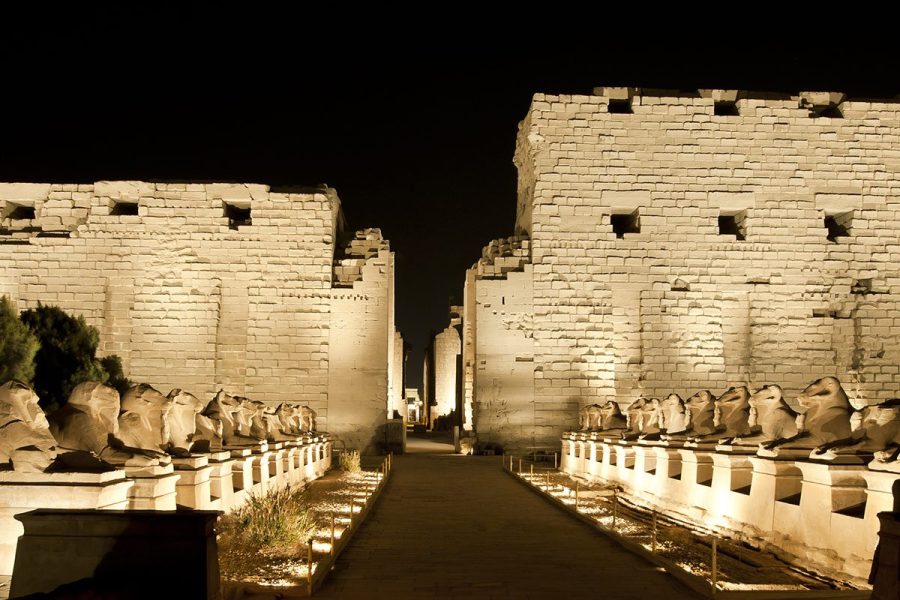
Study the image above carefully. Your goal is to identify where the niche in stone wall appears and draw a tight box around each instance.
[611,210,640,238]
[718,210,747,240]
[824,211,852,242]
[3,201,35,220]
[224,201,252,230]
[110,200,139,216]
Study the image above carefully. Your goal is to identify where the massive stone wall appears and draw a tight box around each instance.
[0,182,394,450]
[502,88,900,448]
[433,321,461,422]
[466,236,534,448]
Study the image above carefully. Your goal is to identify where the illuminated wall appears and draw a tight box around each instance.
[0,182,395,450]
[509,89,900,447]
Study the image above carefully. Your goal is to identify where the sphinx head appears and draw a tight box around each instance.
[68,381,121,434]
[796,376,850,411]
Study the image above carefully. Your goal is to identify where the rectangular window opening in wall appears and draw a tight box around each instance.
[5,203,35,220]
[607,98,633,114]
[224,202,252,230]
[714,101,739,116]
[611,210,640,238]
[110,201,139,216]
[811,105,843,118]
[718,210,746,240]
[824,211,852,242]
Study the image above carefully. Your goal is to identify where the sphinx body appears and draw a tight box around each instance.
[637,398,663,441]
[794,377,854,449]
[683,390,718,439]
[659,394,690,438]
[263,404,295,441]
[276,403,300,437]
[713,386,753,444]
[50,381,163,467]
[197,390,242,448]
[598,401,628,432]
[118,384,174,458]
[0,381,58,472]
[246,399,269,440]
[299,405,317,433]
[578,404,603,431]
[166,389,204,455]
[622,398,646,441]
[812,400,900,462]
[734,385,799,450]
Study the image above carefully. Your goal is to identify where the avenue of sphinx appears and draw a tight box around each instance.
[564,377,900,585]
[0,379,333,576]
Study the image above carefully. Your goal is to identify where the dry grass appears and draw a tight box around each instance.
[340,449,361,474]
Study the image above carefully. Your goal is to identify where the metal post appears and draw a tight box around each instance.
[530,463,534,479]
[554,452,558,469]
[349,497,354,519]
[652,510,657,553]
[612,490,618,529]
[575,480,580,510]
[330,512,335,555]
[711,537,718,592]
[307,539,314,590]
[518,458,522,473]
[546,471,550,490]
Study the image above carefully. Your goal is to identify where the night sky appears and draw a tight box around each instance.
[2,17,897,386]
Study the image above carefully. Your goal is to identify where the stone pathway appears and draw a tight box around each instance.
[315,452,699,600]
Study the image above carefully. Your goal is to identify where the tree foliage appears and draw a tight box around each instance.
[0,296,40,384]
[20,304,111,409]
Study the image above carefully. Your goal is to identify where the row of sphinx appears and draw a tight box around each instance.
[0,379,319,474]
[576,376,900,463]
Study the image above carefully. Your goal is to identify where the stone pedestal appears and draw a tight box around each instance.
[871,512,900,600]
[9,509,219,600]
[229,448,254,505]
[124,464,180,510]
[250,449,273,495]
[172,455,214,510]
[0,471,133,577]
[205,451,234,512]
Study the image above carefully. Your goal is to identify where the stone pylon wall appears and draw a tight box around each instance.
[433,324,461,421]
[0,182,394,446]
[510,90,900,447]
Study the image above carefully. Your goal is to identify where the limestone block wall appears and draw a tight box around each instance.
[433,324,461,421]
[511,89,900,446]
[388,328,405,418]
[0,182,336,415]
[467,236,535,449]
[328,229,394,452]
[0,182,396,449]
[461,270,476,431]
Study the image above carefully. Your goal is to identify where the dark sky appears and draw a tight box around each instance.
[2,16,897,386]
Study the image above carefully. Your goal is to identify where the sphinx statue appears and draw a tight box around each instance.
[197,390,242,448]
[276,403,300,437]
[299,405,317,433]
[50,381,164,467]
[683,390,718,440]
[245,399,269,440]
[659,394,690,438]
[262,404,296,441]
[622,398,647,441]
[0,381,58,472]
[637,398,664,441]
[811,399,900,462]
[118,384,174,458]
[193,411,224,452]
[578,404,603,431]
[733,384,800,451]
[166,389,204,456]
[794,377,854,447]
[220,390,266,446]
[598,400,628,432]
[713,386,753,444]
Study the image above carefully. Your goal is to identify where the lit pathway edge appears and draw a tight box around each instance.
[309,454,393,596]
[501,459,870,600]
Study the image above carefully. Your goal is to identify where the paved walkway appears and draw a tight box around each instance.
[316,454,699,599]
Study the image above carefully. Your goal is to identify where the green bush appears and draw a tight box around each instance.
[340,449,362,474]
[223,485,314,548]
[99,355,132,397]
[0,297,39,384]
[19,304,123,409]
